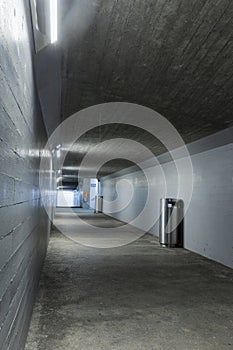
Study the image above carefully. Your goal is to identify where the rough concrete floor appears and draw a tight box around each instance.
[25,213,233,350]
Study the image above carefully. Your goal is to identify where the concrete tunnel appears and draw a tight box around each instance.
[0,0,233,349]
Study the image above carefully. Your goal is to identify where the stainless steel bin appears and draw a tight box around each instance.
[159,198,183,247]
[95,195,103,213]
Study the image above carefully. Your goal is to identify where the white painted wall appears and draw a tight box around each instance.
[101,131,233,269]
[185,144,233,267]
[57,190,74,207]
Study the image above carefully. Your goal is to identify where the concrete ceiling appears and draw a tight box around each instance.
[58,0,233,184]
[62,124,166,179]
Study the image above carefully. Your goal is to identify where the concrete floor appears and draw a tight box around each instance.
[25,212,233,350]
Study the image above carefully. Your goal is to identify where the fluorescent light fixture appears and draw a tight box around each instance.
[50,0,57,43]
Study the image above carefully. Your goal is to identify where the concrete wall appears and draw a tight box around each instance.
[101,128,233,269]
[0,1,53,349]
[34,45,62,136]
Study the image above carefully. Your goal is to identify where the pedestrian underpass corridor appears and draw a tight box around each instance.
[1,1,233,349]
[25,211,233,350]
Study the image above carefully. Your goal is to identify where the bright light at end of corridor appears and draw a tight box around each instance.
[50,0,57,43]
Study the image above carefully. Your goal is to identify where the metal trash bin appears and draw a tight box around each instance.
[159,198,184,247]
[95,195,103,213]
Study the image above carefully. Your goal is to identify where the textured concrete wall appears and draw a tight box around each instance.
[34,45,62,136]
[101,129,233,269]
[0,1,52,349]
